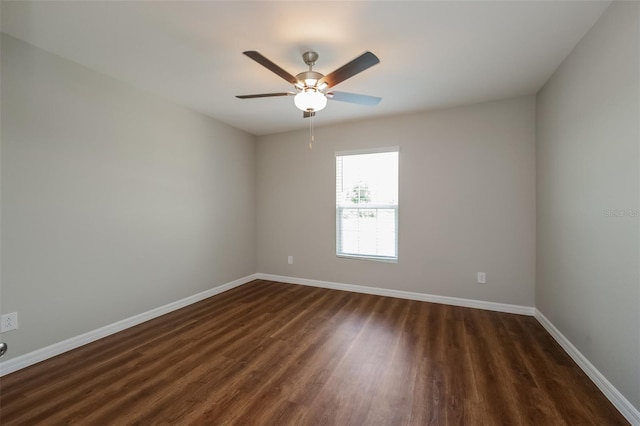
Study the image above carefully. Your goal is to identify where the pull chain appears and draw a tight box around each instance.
[309,113,314,150]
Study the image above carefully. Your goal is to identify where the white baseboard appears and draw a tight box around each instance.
[255,273,536,316]
[535,310,640,425]
[0,274,259,377]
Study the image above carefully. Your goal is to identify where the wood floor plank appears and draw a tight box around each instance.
[0,280,629,425]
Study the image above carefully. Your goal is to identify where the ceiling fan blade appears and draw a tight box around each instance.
[319,51,380,89]
[303,111,316,118]
[326,91,382,106]
[243,51,298,85]
[236,92,295,99]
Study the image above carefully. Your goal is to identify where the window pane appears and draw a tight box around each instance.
[337,152,398,205]
[339,208,397,258]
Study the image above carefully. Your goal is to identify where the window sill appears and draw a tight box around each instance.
[336,253,398,264]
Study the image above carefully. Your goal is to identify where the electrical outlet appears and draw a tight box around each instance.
[288,256,293,265]
[1,312,18,332]
[477,272,486,284]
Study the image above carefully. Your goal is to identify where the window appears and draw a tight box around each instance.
[336,147,399,262]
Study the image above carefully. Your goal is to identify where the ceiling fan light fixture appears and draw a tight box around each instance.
[294,89,327,112]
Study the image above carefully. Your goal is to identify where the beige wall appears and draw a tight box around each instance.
[536,1,640,409]
[0,34,256,360]
[257,96,536,306]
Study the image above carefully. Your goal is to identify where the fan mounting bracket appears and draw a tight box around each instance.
[302,51,319,67]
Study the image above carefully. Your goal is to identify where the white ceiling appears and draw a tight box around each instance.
[1,1,610,136]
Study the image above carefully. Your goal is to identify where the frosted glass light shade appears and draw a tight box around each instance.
[294,89,327,112]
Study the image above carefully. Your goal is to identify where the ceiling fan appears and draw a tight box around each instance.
[236,50,381,118]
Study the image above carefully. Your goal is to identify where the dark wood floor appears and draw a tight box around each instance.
[0,280,627,425]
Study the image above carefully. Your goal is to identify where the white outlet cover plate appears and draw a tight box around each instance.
[1,312,18,332]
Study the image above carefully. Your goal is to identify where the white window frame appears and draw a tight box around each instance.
[335,147,399,263]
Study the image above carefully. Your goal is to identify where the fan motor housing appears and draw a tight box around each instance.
[296,71,325,89]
